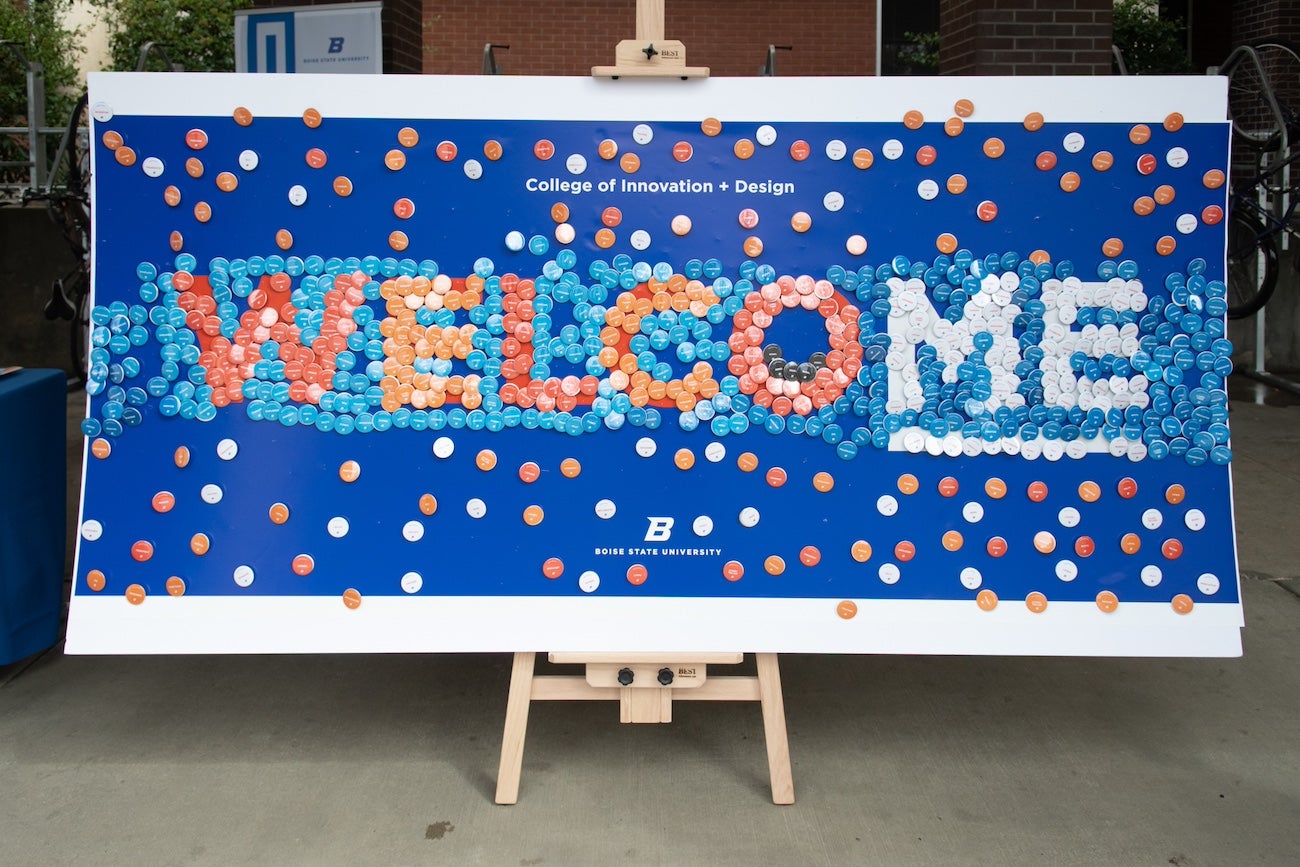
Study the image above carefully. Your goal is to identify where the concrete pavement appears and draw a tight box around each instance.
[1,381,1298,866]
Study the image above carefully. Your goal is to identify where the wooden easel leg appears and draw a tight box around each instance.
[495,651,536,804]
[755,653,795,804]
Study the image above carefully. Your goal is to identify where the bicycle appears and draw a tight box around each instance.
[1220,41,1300,319]
[27,91,92,386]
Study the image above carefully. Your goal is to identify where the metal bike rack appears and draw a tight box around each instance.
[1218,44,1300,394]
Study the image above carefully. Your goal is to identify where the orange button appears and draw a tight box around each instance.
[475,449,497,471]
[542,557,564,579]
[333,176,354,196]
[1129,123,1151,144]
[1165,484,1186,504]
[1096,591,1119,613]
[151,491,175,513]
[986,536,1008,557]
[1077,481,1100,502]
[944,116,964,137]
[937,476,959,497]
[674,448,695,470]
[1033,531,1056,554]
[701,117,722,136]
[852,148,874,169]
[764,555,786,575]
[765,467,787,487]
[812,471,834,492]
[1164,111,1184,132]
[737,452,759,472]
[518,461,540,483]
[302,107,322,128]
[560,458,581,478]
[620,152,640,173]
[131,540,154,562]
[1120,533,1141,554]
[1027,481,1048,502]
[903,109,924,129]
[836,600,858,620]
[1203,169,1226,189]
[954,98,975,117]
[1035,151,1057,171]
[1171,594,1194,614]
[897,473,919,495]
[850,540,873,562]
[190,533,210,556]
[233,106,253,126]
[1162,538,1183,560]
[418,493,438,515]
[1023,111,1045,131]
[86,569,106,592]
[125,584,146,605]
[1101,237,1124,258]
[723,560,744,582]
[384,149,406,170]
[342,588,362,609]
[483,139,503,161]
[942,530,964,552]
[976,589,998,611]
[292,554,315,576]
[1075,536,1095,557]
[789,140,810,161]
[114,146,137,167]
[1025,591,1048,613]
[1059,171,1080,192]
[523,505,544,526]
[984,477,1007,499]
[894,540,915,562]
[799,546,822,567]
[982,137,1005,158]
[165,576,185,597]
[1092,150,1114,171]
[339,460,361,482]
[304,148,327,169]
[936,233,958,254]
[946,174,967,194]
[1116,478,1138,499]
[626,564,648,585]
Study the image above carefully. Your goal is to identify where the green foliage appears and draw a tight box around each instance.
[1113,0,1192,74]
[1,0,84,188]
[92,0,253,72]
[1,0,83,127]
[902,31,941,73]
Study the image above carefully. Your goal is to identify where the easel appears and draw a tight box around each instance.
[496,3,789,805]
[591,0,709,79]
[495,653,794,804]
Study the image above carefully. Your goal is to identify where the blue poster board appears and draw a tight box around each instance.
[67,74,1242,655]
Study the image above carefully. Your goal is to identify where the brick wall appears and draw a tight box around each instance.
[250,0,424,73]
[939,0,1112,75]
[422,0,876,76]
[1232,0,1300,45]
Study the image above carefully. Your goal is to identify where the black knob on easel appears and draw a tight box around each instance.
[657,667,674,686]
[617,667,635,685]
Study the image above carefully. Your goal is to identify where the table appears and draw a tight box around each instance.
[0,369,65,665]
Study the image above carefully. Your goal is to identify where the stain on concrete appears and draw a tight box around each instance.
[425,821,455,840]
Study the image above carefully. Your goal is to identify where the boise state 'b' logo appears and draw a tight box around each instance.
[644,518,674,542]
[328,37,345,54]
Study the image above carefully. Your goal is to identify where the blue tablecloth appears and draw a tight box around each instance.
[0,369,65,664]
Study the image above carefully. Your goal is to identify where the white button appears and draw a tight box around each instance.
[402,520,424,542]
[233,565,255,587]
[1042,440,1065,461]
[327,516,350,538]
[703,442,725,462]
[594,499,617,519]
[1140,564,1162,587]
[903,431,925,453]
[91,101,113,122]
[876,495,899,516]
[692,515,714,536]
[555,223,575,244]
[1055,559,1078,581]
[141,157,164,177]
[960,567,982,590]
[1142,508,1163,530]
[1176,213,1197,234]
[825,139,847,160]
[739,506,760,528]
[1058,507,1080,528]
[80,519,103,541]
[632,124,654,145]
[463,159,483,180]
[635,437,657,457]
[1196,573,1220,595]
[200,483,223,504]
[505,230,525,251]
[917,179,939,200]
[1062,131,1085,153]
[878,563,901,584]
[882,139,904,160]
[288,185,307,206]
[400,572,423,594]
[1065,440,1088,460]
[1166,146,1189,168]
[238,149,259,171]
[433,436,455,458]
[216,438,239,460]
[756,124,777,146]
[578,570,601,593]
[466,497,487,518]
[1021,439,1043,460]
[823,191,844,212]
[1184,508,1206,531]
[962,501,984,523]
[630,229,650,250]
[565,154,587,175]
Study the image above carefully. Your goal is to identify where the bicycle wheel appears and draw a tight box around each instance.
[1226,208,1278,319]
